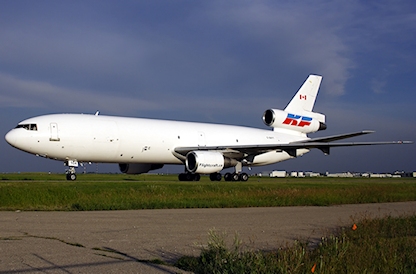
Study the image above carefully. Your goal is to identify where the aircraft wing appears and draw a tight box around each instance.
[298,130,375,143]
[174,131,413,159]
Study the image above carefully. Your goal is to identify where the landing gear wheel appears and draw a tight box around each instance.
[209,172,222,181]
[185,173,193,181]
[66,173,77,181]
[224,173,232,181]
[231,173,240,181]
[193,173,201,181]
[239,173,249,182]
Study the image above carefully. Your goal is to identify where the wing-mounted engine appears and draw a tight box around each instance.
[263,109,326,134]
[119,163,164,174]
[186,151,237,174]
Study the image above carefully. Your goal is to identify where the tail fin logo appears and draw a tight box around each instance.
[300,94,307,100]
[283,113,312,127]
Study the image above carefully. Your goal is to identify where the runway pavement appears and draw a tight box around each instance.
[1,202,415,273]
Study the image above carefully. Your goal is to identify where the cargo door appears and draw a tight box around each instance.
[49,123,60,141]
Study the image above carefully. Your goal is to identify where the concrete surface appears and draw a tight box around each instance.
[1,202,415,273]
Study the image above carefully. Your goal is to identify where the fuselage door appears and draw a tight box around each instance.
[50,123,60,141]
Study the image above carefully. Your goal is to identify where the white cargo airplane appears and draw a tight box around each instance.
[5,75,412,181]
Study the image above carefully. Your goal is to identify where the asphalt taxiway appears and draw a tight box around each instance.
[1,202,415,273]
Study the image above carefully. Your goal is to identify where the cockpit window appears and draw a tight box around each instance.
[16,124,38,131]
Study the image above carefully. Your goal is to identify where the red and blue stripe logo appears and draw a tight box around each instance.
[283,113,312,127]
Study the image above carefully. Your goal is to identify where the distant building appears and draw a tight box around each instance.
[270,170,286,177]
[402,172,416,178]
[258,171,271,177]
[326,172,354,177]
[257,170,415,178]
[290,171,305,177]
[304,171,320,177]
[369,173,391,178]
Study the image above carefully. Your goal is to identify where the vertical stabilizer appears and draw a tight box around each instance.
[263,74,326,136]
[284,75,322,113]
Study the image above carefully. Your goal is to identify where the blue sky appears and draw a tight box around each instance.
[1,0,415,174]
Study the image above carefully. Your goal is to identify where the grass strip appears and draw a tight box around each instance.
[0,174,415,211]
[175,215,416,274]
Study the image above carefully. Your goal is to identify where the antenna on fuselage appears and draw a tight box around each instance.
[94,111,100,116]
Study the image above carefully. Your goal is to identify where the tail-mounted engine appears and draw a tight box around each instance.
[263,109,326,134]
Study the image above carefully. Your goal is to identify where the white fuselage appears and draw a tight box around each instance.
[5,114,309,167]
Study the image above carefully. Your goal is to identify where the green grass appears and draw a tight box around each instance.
[175,215,416,273]
[0,173,415,211]
[2,173,415,272]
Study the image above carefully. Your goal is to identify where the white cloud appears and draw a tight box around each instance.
[0,73,159,114]
[202,1,356,95]
[370,78,386,94]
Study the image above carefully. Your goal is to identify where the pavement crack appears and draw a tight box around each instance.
[92,247,167,266]
[21,232,85,248]
[0,236,23,241]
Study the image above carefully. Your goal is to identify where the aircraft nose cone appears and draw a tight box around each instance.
[5,129,18,147]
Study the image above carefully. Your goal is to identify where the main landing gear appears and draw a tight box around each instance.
[224,172,249,182]
[178,173,201,181]
[208,172,249,181]
[209,172,249,182]
[178,162,249,182]
[221,162,249,181]
[178,164,249,182]
[177,172,249,182]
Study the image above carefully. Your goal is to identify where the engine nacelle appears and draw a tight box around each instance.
[119,163,164,174]
[186,151,237,174]
[263,109,326,134]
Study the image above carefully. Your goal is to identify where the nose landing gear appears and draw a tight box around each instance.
[66,170,77,181]
[65,160,78,181]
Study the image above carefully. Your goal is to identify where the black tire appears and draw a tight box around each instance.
[224,173,232,181]
[231,173,240,181]
[67,173,76,181]
[239,173,249,182]
[210,173,222,181]
[185,173,193,181]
